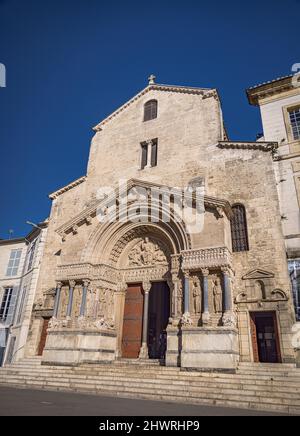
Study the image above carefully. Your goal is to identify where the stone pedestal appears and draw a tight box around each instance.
[165,324,181,367]
[42,328,117,366]
[180,326,239,371]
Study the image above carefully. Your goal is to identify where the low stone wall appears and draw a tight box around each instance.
[180,327,239,371]
[42,328,117,366]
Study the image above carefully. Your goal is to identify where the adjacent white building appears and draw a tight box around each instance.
[247,75,300,320]
[0,221,48,365]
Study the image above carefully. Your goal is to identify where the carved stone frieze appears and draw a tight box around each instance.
[181,247,232,271]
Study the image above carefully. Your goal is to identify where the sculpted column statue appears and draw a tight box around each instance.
[53,282,62,318]
[212,277,222,313]
[201,269,210,325]
[66,280,76,318]
[221,267,236,327]
[139,281,151,359]
[79,280,90,317]
[192,277,201,315]
[181,271,192,325]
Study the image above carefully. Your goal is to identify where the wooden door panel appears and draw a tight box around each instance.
[250,313,259,363]
[38,317,50,356]
[121,284,143,358]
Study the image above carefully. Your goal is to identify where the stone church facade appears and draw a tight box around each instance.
[25,77,297,371]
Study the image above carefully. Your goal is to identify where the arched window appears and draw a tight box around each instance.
[144,100,157,121]
[230,204,249,252]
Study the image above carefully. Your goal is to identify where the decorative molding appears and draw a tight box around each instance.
[218,141,278,153]
[55,178,233,238]
[49,176,86,200]
[246,75,295,106]
[181,247,232,271]
[242,269,275,280]
[93,84,217,131]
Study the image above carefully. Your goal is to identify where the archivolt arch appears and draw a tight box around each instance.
[81,201,191,265]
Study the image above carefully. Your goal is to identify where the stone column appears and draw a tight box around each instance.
[115,282,127,358]
[183,271,190,314]
[221,267,236,327]
[139,281,151,359]
[79,280,89,317]
[67,280,76,318]
[146,140,152,168]
[201,268,210,325]
[53,282,62,318]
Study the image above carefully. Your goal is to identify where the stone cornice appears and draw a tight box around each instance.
[49,176,87,200]
[218,141,278,153]
[55,178,232,239]
[93,84,218,131]
[246,75,295,106]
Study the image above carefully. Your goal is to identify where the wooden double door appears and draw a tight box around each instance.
[250,311,281,363]
[121,282,170,359]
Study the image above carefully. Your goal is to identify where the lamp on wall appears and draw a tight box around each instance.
[26,221,42,230]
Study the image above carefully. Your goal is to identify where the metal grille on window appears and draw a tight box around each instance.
[230,204,249,252]
[144,100,157,122]
[289,108,300,140]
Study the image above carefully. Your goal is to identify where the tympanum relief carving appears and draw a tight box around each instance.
[128,237,167,267]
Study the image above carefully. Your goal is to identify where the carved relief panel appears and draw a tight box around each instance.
[127,237,168,267]
[58,285,69,318]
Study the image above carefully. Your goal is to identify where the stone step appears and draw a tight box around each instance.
[1,379,300,410]
[239,362,296,367]
[2,366,300,387]
[1,372,300,400]
[1,373,300,399]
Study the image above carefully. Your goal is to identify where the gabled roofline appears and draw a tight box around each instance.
[49,176,87,200]
[93,83,217,132]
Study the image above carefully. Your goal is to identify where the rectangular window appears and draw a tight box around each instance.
[140,139,158,170]
[16,286,27,324]
[141,142,148,169]
[6,249,22,277]
[27,240,37,272]
[289,107,300,140]
[0,288,13,321]
[151,139,158,167]
[289,260,300,321]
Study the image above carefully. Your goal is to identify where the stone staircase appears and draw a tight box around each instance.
[0,357,300,414]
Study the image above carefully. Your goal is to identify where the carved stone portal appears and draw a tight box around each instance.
[128,237,167,267]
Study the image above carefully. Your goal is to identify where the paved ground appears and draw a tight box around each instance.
[0,386,288,416]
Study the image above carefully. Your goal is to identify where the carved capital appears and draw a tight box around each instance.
[201,268,209,277]
[116,282,127,293]
[182,270,190,279]
[83,280,90,288]
[56,281,63,290]
[143,281,152,293]
[69,280,76,288]
[72,225,78,235]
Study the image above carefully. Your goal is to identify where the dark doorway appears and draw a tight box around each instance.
[37,317,51,356]
[121,284,144,358]
[250,312,281,363]
[148,282,170,359]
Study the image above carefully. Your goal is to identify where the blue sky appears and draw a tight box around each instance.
[0,0,299,238]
